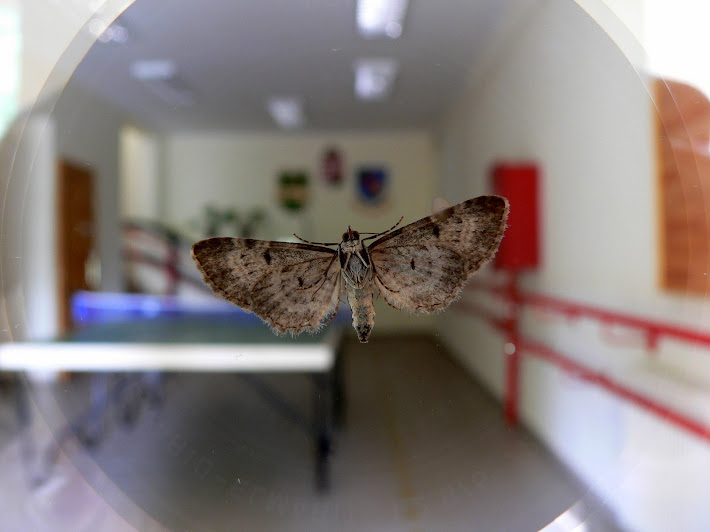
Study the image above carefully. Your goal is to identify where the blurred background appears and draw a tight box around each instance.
[1,0,710,530]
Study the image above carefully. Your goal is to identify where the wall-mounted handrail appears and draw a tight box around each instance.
[122,249,208,292]
[122,220,208,295]
[459,275,710,443]
[470,278,710,350]
[520,338,710,441]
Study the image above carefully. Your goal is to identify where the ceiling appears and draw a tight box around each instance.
[70,0,515,132]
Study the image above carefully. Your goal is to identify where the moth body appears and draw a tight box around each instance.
[338,228,372,288]
[338,228,376,342]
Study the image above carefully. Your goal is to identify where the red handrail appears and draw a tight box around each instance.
[122,220,206,296]
[520,338,710,441]
[470,278,710,350]
[459,276,710,443]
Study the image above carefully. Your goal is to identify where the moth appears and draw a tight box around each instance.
[191,195,509,343]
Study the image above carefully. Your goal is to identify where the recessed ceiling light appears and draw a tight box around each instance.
[354,58,398,101]
[357,0,408,39]
[267,97,305,129]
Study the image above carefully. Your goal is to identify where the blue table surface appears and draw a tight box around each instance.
[67,292,351,345]
[66,316,343,345]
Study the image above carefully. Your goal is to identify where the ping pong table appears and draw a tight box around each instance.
[1,294,348,491]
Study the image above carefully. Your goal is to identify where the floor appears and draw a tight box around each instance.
[0,335,623,531]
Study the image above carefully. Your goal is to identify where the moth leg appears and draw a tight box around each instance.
[371,264,400,294]
[321,306,339,327]
[308,256,339,300]
[378,292,401,310]
[340,274,347,304]
[319,275,342,327]
[310,269,338,301]
[299,254,337,290]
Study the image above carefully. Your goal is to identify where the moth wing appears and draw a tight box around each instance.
[368,195,509,313]
[192,238,341,334]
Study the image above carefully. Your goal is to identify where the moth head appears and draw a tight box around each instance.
[342,227,360,242]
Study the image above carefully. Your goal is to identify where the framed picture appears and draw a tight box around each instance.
[278,171,309,211]
[356,166,388,206]
[321,146,344,185]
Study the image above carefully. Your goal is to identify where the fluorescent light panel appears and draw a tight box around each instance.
[354,58,398,101]
[130,59,176,80]
[267,97,305,129]
[130,60,194,107]
[357,0,408,38]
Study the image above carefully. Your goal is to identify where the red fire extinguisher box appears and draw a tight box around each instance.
[491,162,540,271]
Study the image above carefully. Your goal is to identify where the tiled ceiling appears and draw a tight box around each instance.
[69,0,517,132]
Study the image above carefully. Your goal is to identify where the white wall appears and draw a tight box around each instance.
[0,83,130,339]
[0,0,136,339]
[0,113,59,341]
[435,0,710,530]
[51,83,127,293]
[20,115,58,340]
[644,0,710,98]
[164,130,437,333]
[18,0,133,111]
[120,125,162,221]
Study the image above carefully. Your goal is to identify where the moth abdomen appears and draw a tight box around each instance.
[346,282,375,343]
[356,323,372,343]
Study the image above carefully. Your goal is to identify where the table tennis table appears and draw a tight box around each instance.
[0,293,348,491]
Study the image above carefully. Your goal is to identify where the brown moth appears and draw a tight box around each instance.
[191,195,509,343]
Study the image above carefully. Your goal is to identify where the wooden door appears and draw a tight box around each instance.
[57,160,95,331]
[654,78,710,294]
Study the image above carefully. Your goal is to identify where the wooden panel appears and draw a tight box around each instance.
[57,160,95,332]
[655,78,710,295]
[654,79,710,144]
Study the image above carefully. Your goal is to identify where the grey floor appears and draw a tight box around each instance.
[0,335,622,531]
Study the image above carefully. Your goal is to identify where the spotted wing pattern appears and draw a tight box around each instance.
[192,238,341,334]
[368,195,509,313]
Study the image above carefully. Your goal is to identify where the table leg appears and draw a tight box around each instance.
[238,372,337,493]
[81,373,110,446]
[13,374,41,487]
[312,372,332,492]
[331,343,346,429]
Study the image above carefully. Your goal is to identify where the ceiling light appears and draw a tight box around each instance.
[130,60,194,107]
[357,0,408,39]
[354,58,398,101]
[130,60,176,80]
[100,23,130,44]
[89,18,132,44]
[267,97,305,129]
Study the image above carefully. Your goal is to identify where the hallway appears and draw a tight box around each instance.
[1,335,622,531]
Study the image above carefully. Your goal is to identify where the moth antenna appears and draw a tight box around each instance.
[362,216,404,241]
[293,233,339,246]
